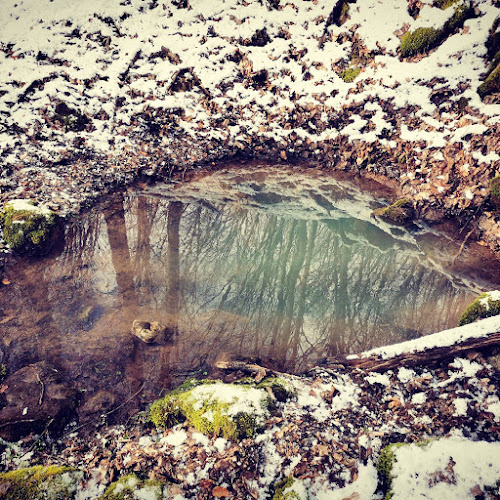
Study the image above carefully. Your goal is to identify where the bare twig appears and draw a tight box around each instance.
[36,373,44,406]
[451,228,474,266]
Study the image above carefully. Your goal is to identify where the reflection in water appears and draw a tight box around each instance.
[1,165,500,419]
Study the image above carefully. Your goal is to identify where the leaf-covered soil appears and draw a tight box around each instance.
[0,0,500,251]
[1,351,500,498]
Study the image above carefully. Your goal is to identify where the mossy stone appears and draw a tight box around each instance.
[400,2,473,58]
[272,477,305,500]
[491,176,500,210]
[257,376,297,403]
[433,0,460,8]
[0,201,58,255]
[400,27,440,57]
[340,66,360,83]
[458,291,500,326]
[0,465,83,500]
[100,474,167,500]
[372,199,414,225]
[377,441,432,500]
[149,379,271,441]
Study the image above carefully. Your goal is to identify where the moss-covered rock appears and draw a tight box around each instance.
[100,474,168,500]
[458,291,500,326]
[272,477,307,500]
[372,199,414,225]
[257,376,297,403]
[339,66,360,83]
[491,176,500,210]
[400,27,440,57]
[149,379,272,440]
[0,200,58,255]
[377,441,432,499]
[0,465,83,500]
[401,2,474,58]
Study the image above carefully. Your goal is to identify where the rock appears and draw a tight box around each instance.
[79,390,117,417]
[102,473,171,499]
[149,379,272,440]
[0,465,84,499]
[0,361,79,441]
[458,290,500,326]
[0,200,58,255]
[372,199,415,225]
[131,320,170,343]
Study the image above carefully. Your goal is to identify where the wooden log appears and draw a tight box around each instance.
[341,330,500,373]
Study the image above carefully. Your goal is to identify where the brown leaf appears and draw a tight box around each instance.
[1,279,11,285]
[388,397,401,409]
[212,486,231,498]
[0,385,8,394]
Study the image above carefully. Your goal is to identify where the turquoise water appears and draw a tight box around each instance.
[1,164,499,419]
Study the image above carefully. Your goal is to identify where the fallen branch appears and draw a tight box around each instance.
[214,360,269,382]
[341,329,500,373]
[451,228,474,266]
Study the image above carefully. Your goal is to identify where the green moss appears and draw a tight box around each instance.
[0,203,57,255]
[339,66,361,83]
[478,61,500,99]
[149,380,271,441]
[0,363,6,380]
[433,0,459,8]
[458,291,500,326]
[491,176,500,210]
[377,441,432,499]
[372,199,414,225]
[400,27,440,57]
[100,474,166,500]
[401,2,472,58]
[0,465,82,500]
[272,477,303,500]
[257,377,297,403]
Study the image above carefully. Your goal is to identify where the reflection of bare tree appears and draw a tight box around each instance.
[166,202,183,326]
[103,196,137,310]
[133,195,159,306]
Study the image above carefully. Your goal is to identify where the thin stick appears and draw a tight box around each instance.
[36,373,44,406]
[102,383,146,417]
[451,228,474,266]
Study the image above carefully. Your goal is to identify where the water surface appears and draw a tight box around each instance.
[1,164,499,420]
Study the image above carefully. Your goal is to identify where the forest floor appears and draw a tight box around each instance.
[0,0,500,251]
[1,0,500,498]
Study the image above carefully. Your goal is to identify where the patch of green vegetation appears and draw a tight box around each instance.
[478,61,500,99]
[377,441,432,499]
[0,203,57,255]
[433,0,460,9]
[0,465,82,500]
[100,474,166,500]
[257,377,297,403]
[339,66,361,83]
[372,199,414,225]
[458,291,500,326]
[491,176,500,210]
[272,477,304,500]
[400,27,440,57]
[149,379,271,441]
[0,363,6,380]
[401,2,473,57]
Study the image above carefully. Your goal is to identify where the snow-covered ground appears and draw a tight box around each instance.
[0,0,499,241]
[3,346,500,498]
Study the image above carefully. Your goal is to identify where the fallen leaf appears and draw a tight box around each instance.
[0,385,8,394]
[212,486,231,498]
[1,279,11,285]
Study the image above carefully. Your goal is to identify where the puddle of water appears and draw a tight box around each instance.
[1,164,500,420]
